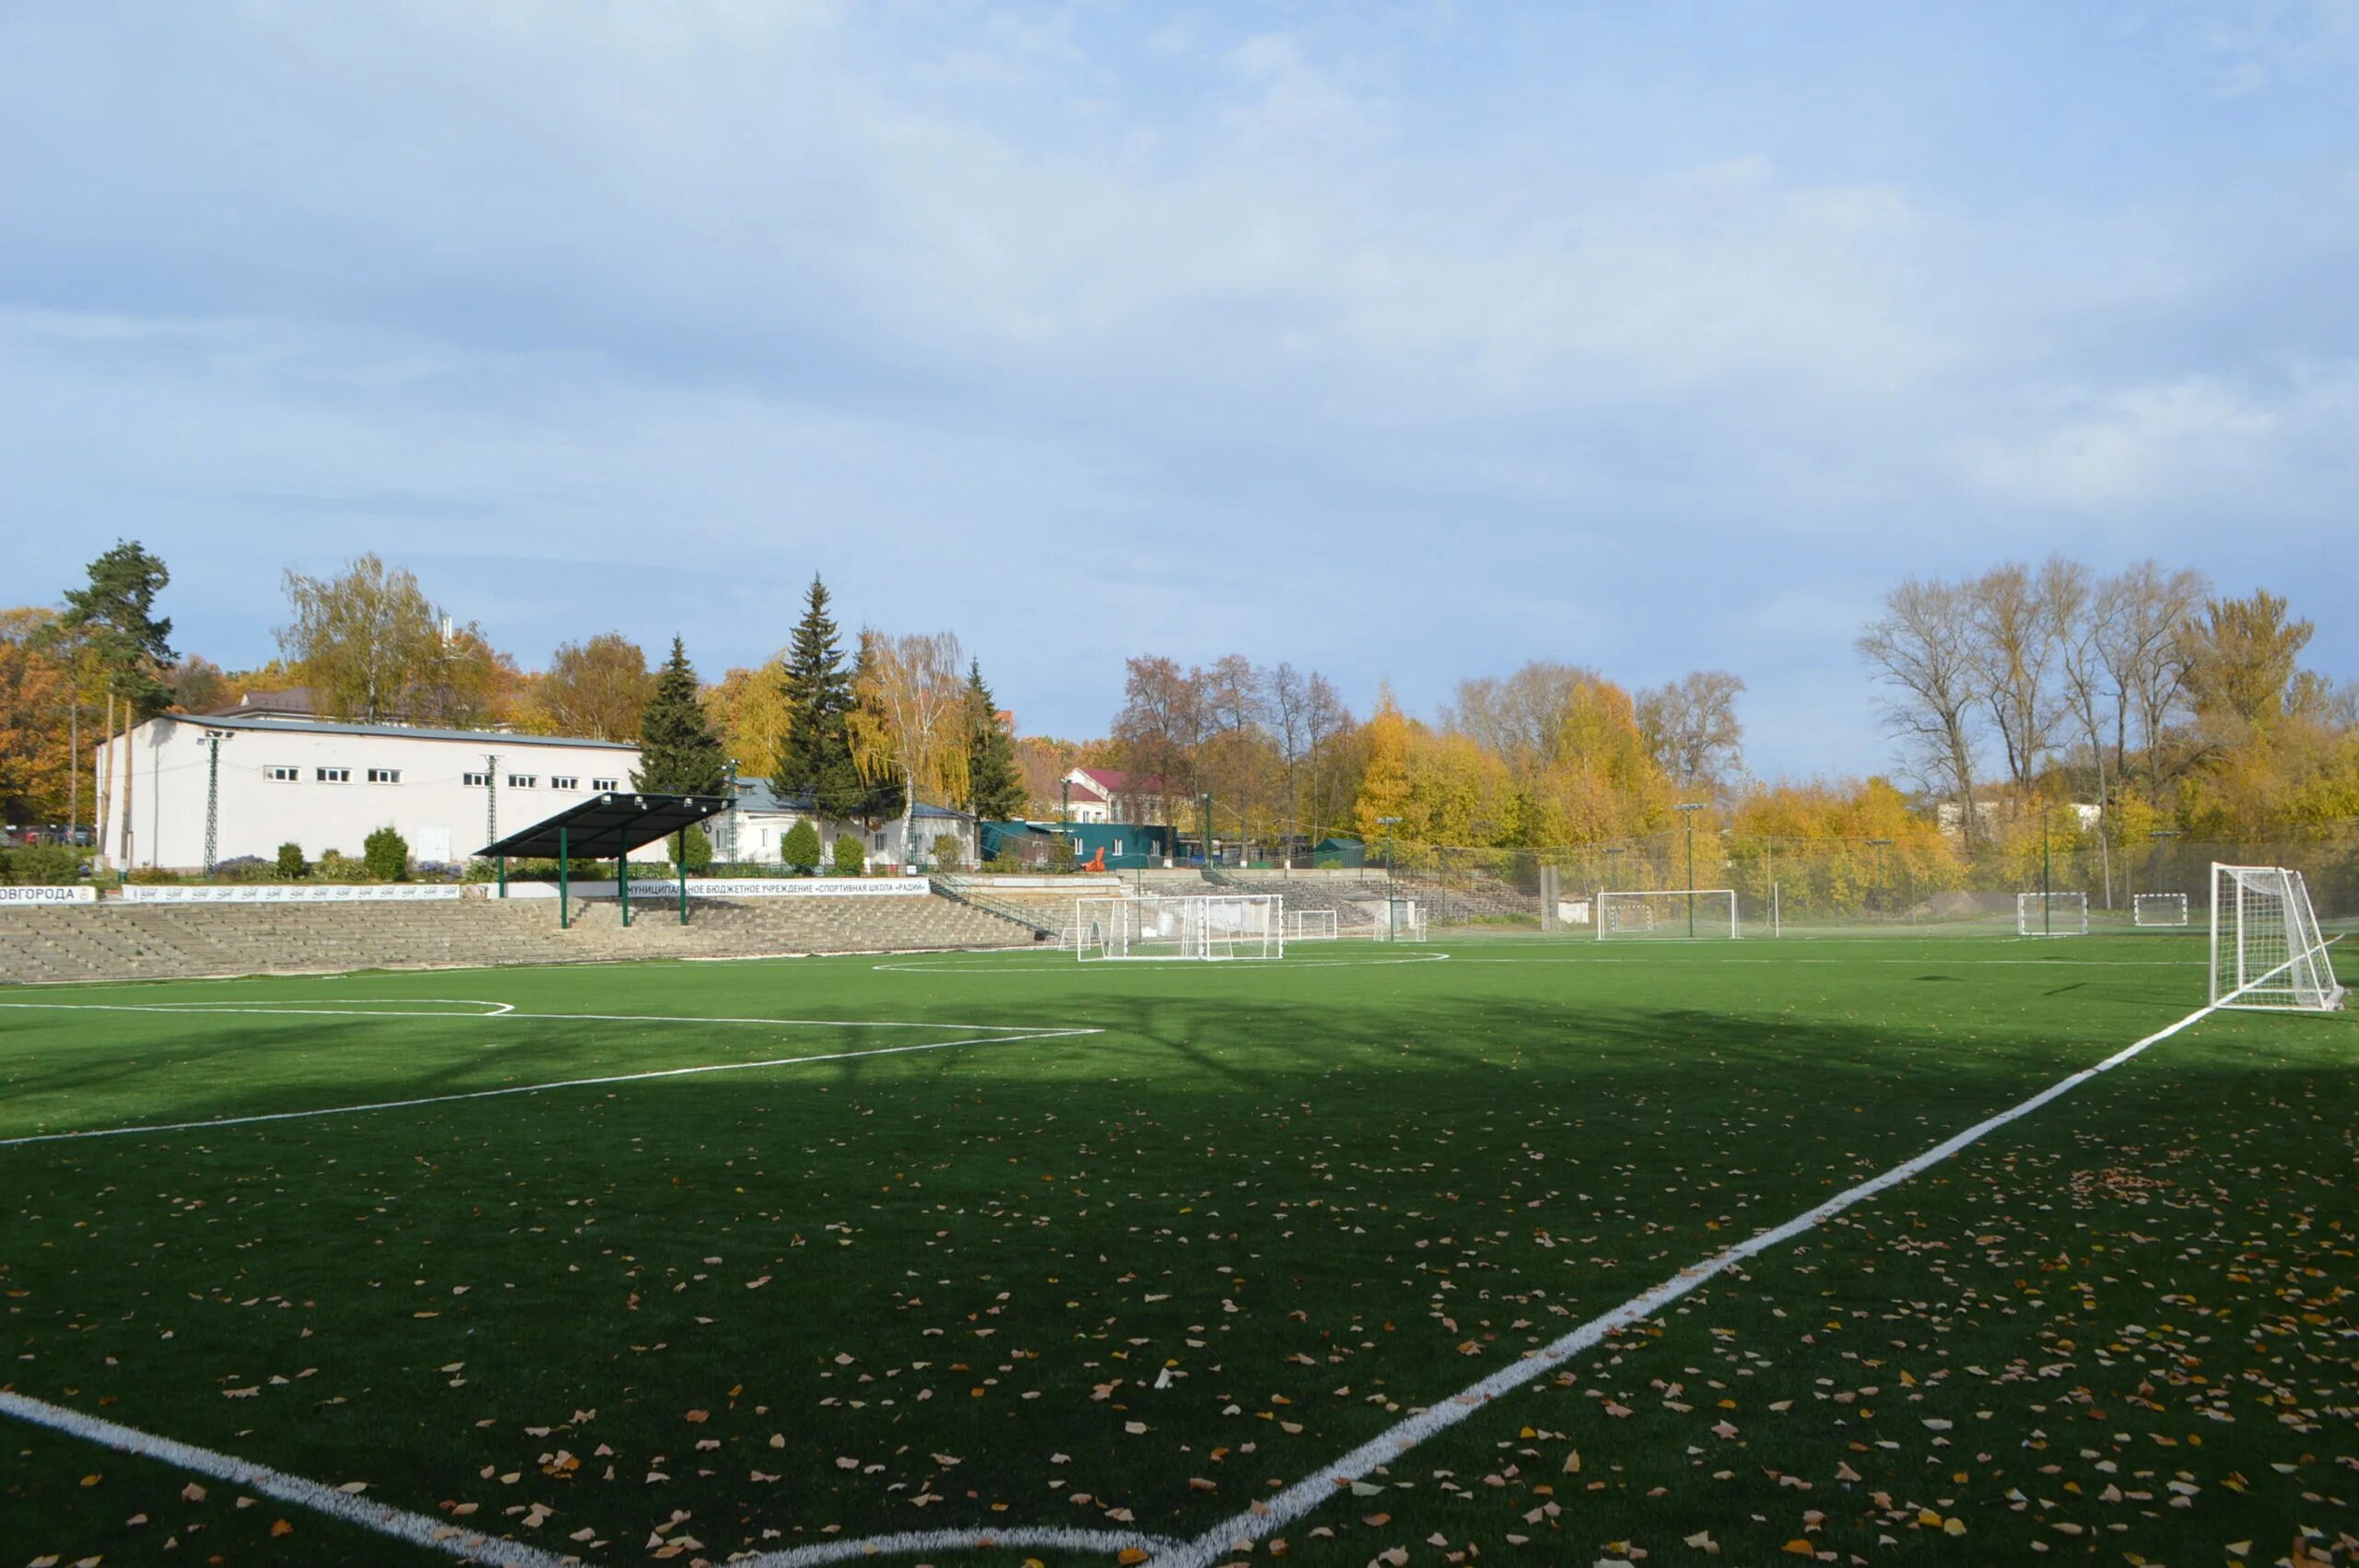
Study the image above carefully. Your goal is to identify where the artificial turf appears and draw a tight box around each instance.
[0,933,2351,1566]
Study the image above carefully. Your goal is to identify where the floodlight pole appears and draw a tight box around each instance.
[2041,803,2053,938]
[724,758,739,870]
[1377,816,1401,942]
[676,820,689,926]
[202,730,229,876]
[486,754,499,848]
[1674,802,1704,938]
[1202,791,1215,869]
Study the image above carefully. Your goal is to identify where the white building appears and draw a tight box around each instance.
[1058,766,1169,825]
[91,711,985,873]
[93,713,645,872]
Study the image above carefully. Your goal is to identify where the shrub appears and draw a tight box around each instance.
[1050,837,1076,872]
[276,841,307,879]
[125,865,183,884]
[680,824,714,872]
[929,833,962,871]
[316,849,368,882]
[215,855,273,883]
[831,833,867,876]
[362,826,410,882]
[781,819,822,875]
[0,844,89,885]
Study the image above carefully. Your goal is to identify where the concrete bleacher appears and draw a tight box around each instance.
[0,892,1034,986]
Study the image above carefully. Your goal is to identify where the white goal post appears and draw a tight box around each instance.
[2210,863,2345,1012]
[1074,894,1284,962]
[1372,899,1427,942]
[2132,892,2189,928]
[1286,908,1339,942]
[1596,888,1738,940]
[2016,891,2088,937]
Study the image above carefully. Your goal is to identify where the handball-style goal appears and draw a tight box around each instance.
[1596,889,1737,940]
[1074,894,1283,962]
[2132,892,2189,928]
[2017,891,2089,938]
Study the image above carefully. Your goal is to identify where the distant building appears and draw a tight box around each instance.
[720,781,977,871]
[1059,767,1170,825]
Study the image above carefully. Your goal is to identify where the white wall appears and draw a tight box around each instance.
[92,717,650,871]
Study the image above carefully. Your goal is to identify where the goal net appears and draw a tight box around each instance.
[1596,889,1738,940]
[1074,894,1284,962]
[1372,899,1426,942]
[1286,908,1338,942]
[2016,891,2088,937]
[2132,892,2189,928]
[2210,863,2345,1012]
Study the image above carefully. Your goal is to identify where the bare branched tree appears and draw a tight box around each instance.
[1858,578,1984,847]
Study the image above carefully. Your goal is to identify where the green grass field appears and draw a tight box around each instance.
[2,932,2353,1567]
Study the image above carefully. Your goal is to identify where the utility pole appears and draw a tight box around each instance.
[1674,802,1704,937]
[1202,791,1214,868]
[1377,816,1401,941]
[487,754,500,850]
[203,729,230,875]
[2041,802,2053,938]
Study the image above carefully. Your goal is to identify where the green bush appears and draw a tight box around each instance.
[125,865,182,884]
[929,833,962,871]
[680,824,714,872]
[0,844,89,885]
[276,841,307,879]
[362,826,410,882]
[317,849,369,882]
[781,819,822,875]
[1050,837,1076,872]
[831,834,867,876]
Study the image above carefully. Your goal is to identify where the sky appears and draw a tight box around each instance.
[3,1,2354,780]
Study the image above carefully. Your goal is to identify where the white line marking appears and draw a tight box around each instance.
[729,1526,1186,1567]
[1148,993,2228,1567]
[0,1390,573,1567]
[0,1027,1100,1148]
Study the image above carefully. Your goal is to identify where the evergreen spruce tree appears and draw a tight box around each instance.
[964,660,1024,820]
[772,576,865,818]
[634,636,726,795]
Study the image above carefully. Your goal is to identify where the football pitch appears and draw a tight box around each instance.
[2,934,2352,1566]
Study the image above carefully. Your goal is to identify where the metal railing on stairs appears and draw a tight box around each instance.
[928,875,1058,942]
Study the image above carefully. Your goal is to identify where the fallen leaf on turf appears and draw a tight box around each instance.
[1780,1541,1813,1556]
[271,1519,293,1537]
[181,1483,206,1503]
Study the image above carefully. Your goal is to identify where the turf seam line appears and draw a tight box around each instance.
[1152,994,2227,1568]
[0,1027,1102,1148]
[0,1390,573,1567]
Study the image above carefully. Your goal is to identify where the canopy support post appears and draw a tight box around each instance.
[677,826,689,925]
[618,827,631,929]
[558,827,569,930]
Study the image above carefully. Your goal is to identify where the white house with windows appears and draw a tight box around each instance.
[715,782,978,872]
[1058,766,1168,825]
[91,712,646,872]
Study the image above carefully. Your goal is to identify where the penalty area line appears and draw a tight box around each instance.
[0,1027,1101,1149]
[0,1390,570,1567]
[1152,993,2228,1568]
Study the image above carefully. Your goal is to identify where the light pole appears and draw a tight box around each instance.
[1202,791,1215,869]
[486,753,500,851]
[2041,802,2053,938]
[1673,802,1704,937]
[202,729,230,875]
[1377,816,1401,941]
[724,757,740,869]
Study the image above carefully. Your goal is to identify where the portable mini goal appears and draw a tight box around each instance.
[2209,863,2345,1012]
[1074,894,1283,961]
[1372,899,1427,942]
[2016,891,2088,937]
[1596,888,1738,940]
[2132,892,2189,928]
[1286,908,1339,942]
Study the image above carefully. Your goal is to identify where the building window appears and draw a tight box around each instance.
[267,766,299,783]
[463,771,490,788]
[367,768,401,784]
[316,767,350,783]
[508,775,536,789]
[551,776,579,790]
[873,832,886,851]
[592,777,618,791]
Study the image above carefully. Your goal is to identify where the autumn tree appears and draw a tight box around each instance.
[278,554,439,723]
[634,637,727,796]
[1636,671,1746,794]
[851,629,965,855]
[1110,655,1204,823]
[533,632,653,741]
[1858,577,1984,848]
[0,608,75,823]
[703,662,788,780]
[2180,589,2315,734]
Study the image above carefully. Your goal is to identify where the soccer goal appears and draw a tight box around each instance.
[1372,899,1427,942]
[1074,894,1284,961]
[2132,892,2189,928]
[1595,889,1738,940]
[2210,864,2346,1012]
[2016,891,2088,937]
[1287,908,1339,942]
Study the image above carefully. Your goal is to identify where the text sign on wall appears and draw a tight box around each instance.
[120,883,464,904]
[551,877,930,900]
[0,885,98,905]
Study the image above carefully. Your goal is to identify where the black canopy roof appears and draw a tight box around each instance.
[475,791,730,860]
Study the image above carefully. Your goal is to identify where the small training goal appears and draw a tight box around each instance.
[2016,891,2088,938]
[1596,889,1738,940]
[1286,908,1339,942]
[2132,892,2189,928]
[1074,894,1283,962]
[2210,863,2345,1012]
[1371,899,1427,942]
